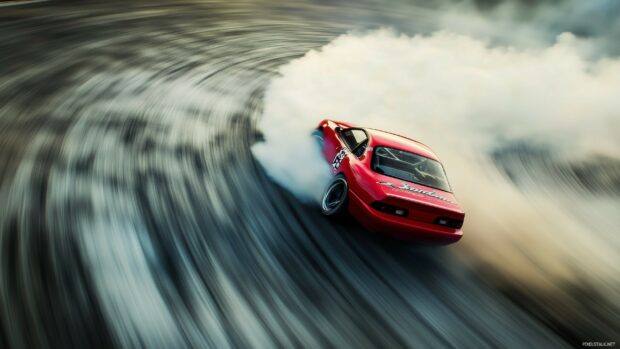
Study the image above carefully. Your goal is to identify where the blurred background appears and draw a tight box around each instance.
[1,0,619,348]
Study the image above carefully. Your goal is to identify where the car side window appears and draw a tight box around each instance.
[341,129,368,157]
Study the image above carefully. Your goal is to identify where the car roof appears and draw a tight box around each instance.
[364,128,439,160]
[330,119,440,160]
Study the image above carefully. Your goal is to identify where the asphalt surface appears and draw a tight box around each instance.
[1,1,618,348]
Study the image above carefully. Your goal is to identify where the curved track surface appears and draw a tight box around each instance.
[1,1,618,348]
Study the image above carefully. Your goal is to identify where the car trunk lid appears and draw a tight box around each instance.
[376,180,464,227]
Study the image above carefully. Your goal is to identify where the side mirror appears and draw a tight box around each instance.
[334,126,342,133]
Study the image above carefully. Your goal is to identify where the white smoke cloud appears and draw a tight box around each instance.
[252,28,620,288]
[436,0,620,57]
[253,29,620,200]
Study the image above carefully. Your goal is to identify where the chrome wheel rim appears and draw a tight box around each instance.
[322,178,347,214]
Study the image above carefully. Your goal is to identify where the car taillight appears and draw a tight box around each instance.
[371,202,408,217]
[434,217,463,229]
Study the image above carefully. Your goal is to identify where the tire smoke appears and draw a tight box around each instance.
[253,28,620,302]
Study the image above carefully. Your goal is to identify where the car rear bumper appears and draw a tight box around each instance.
[348,189,463,244]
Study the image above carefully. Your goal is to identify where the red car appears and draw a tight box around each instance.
[314,119,464,244]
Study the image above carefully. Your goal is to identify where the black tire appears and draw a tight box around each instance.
[321,174,348,216]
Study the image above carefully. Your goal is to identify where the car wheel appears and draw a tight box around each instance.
[321,174,348,216]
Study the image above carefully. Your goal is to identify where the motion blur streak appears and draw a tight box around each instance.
[0,1,618,348]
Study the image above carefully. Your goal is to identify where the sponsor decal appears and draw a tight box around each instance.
[332,149,347,169]
[377,181,457,205]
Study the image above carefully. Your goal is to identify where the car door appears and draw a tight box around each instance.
[334,128,368,174]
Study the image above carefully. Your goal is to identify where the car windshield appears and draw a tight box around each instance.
[371,146,452,192]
